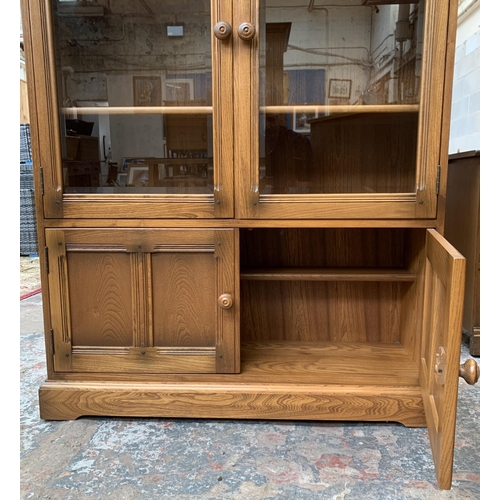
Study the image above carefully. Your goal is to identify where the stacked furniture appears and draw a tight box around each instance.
[22,0,479,490]
[20,123,37,255]
[444,151,480,356]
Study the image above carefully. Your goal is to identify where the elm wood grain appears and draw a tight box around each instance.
[265,23,291,109]
[42,219,441,229]
[459,359,480,385]
[163,113,209,166]
[66,252,134,347]
[240,228,405,268]
[70,348,216,374]
[39,380,426,426]
[309,113,418,194]
[420,229,466,490]
[46,228,238,375]
[241,199,420,220]
[50,342,419,387]
[20,80,30,123]
[50,228,217,249]
[21,2,54,375]
[416,0,457,218]
[214,229,239,373]
[233,0,259,220]
[400,229,427,365]
[435,0,459,234]
[62,106,213,115]
[262,104,420,115]
[152,253,216,347]
[444,152,480,356]
[45,230,72,371]
[239,342,419,385]
[241,281,401,343]
[61,197,217,220]
[240,268,416,282]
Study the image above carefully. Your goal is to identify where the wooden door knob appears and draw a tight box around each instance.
[238,22,256,41]
[218,294,233,310]
[214,21,232,40]
[459,359,480,385]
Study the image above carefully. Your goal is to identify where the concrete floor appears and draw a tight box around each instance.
[20,293,480,499]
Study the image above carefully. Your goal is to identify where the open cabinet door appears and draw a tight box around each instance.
[421,229,466,489]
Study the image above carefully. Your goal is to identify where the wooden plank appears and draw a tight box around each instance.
[66,251,134,347]
[61,106,213,115]
[241,282,402,343]
[152,252,216,348]
[415,0,451,218]
[262,104,419,114]
[215,229,238,373]
[71,348,216,374]
[39,380,425,427]
[241,267,416,282]
[50,341,419,386]
[421,228,466,489]
[42,218,441,229]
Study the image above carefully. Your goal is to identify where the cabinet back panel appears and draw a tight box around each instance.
[67,252,134,347]
[241,281,402,343]
[241,228,405,268]
[309,113,418,194]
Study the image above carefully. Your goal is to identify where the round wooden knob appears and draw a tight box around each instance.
[214,21,232,40]
[459,359,480,385]
[238,22,256,41]
[218,294,233,310]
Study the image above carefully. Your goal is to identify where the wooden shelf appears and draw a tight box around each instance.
[241,267,416,282]
[144,158,212,165]
[239,341,419,386]
[261,104,419,115]
[62,106,213,115]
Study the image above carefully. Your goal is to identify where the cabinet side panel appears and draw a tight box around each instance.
[67,252,134,347]
[400,229,427,363]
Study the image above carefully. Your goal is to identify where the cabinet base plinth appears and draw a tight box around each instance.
[39,381,426,427]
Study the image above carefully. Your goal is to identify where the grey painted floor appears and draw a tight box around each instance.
[20,293,480,499]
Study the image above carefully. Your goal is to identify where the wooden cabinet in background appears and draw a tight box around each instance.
[444,151,480,356]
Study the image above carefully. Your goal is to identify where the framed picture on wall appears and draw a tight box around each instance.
[165,78,194,103]
[121,157,147,173]
[133,76,162,106]
[292,108,318,134]
[127,165,149,187]
[328,79,352,100]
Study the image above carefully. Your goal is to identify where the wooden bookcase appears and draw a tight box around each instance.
[22,0,478,489]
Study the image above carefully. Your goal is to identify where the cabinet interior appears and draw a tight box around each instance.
[239,228,426,385]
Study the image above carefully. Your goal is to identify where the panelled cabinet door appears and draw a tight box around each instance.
[234,0,453,219]
[420,229,466,489]
[24,0,233,219]
[45,229,239,374]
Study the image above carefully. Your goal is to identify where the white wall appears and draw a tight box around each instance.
[448,2,480,153]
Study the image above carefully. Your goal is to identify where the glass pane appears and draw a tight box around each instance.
[51,0,214,194]
[259,0,425,194]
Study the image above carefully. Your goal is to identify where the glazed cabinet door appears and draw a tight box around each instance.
[420,229,465,489]
[22,0,233,219]
[234,0,455,219]
[45,228,239,374]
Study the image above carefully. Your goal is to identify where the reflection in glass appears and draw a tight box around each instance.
[52,0,213,194]
[259,1,425,194]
